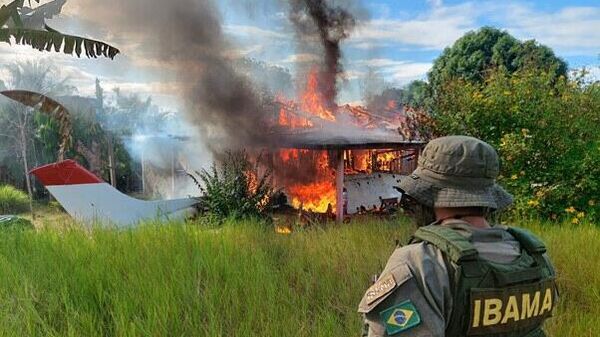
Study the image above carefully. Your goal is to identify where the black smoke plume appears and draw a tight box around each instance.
[289,0,357,110]
[75,0,271,153]
[73,0,359,154]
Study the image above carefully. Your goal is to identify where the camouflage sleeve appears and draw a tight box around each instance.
[358,243,452,337]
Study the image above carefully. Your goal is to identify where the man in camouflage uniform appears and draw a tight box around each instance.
[358,136,558,337]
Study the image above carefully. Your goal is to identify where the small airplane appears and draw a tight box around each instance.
[29,160,199,226]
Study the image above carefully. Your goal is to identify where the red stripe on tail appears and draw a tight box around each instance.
[29,160,103,186]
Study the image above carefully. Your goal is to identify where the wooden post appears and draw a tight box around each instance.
[335,150,344,224]
[107,134,117,187]
[171,143,176,197]
[141,147,146,196]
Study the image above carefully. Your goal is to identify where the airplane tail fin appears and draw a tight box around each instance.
[29,160,103,186]
[30,160,199,226]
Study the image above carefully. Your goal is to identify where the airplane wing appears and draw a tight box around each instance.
[30,160,199,226]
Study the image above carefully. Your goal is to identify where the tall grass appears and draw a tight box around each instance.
[0,217,596,336]
[522,221,600,337]
[0,185,29,214]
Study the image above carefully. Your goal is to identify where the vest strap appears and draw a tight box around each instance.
[508,227,547,254]
[412,226,478,263]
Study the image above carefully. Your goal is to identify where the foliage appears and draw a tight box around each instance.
[428,27,567,99]
[0,0,119,59]
[433,67,600,221]
[0,63,127,194]
[402,80,432,109]
[0,61,74,190]
[364,79,433,115]
[2,61,73,94]
[0,184,29,213]
[190,151,277,221]
[0,61,172,197]
[99,88,168,135]
[0,215,596,336]
[1,90,72,158]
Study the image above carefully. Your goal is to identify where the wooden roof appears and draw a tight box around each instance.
[271,129,426,150]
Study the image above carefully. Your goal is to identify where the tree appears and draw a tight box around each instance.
[428,27,567,97]
[2,90,72,160]
[0,61,73,216]
[0,0,119,59]
[0,98,37,215]
[403,80,431,109]
[433,67,600,221]
[365,81,431,112]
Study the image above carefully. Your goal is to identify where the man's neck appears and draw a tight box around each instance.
[440,216,490,229]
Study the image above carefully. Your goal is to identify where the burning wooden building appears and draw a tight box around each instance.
[262,69,430,223]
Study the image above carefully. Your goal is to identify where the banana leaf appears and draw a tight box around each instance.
[1,0,119,59]
[0,27,120,59]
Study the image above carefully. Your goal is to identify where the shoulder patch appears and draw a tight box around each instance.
[380,300,421,335]
[358,263,414,313]
[366,273,396,305]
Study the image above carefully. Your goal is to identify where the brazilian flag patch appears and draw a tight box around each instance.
[379,300,421,335]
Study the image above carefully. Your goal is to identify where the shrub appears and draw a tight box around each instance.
[189,150,278,221]
[0,185,29,214]
[432,67,600,221]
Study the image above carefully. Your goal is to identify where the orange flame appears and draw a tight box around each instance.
[351,150,370,172]
[276,149,336,213]
[300,68,335,122]
[275,225,293,234]
[271,68,340,213]
[276,93,314,128]
[288,180,336,212]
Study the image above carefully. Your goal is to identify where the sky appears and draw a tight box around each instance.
[1,0,599,110]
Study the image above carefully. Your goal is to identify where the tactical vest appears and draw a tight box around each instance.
[411,224,557,337]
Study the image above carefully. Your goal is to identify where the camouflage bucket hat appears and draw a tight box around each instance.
[397,135,513,210]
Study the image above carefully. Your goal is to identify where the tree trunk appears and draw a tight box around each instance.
[141,147,146,196]
[19,127,35,220]
[107,134,117,187]
[170,145,176,197]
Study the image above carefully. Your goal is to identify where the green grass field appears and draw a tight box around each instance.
[0,211,598,336]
